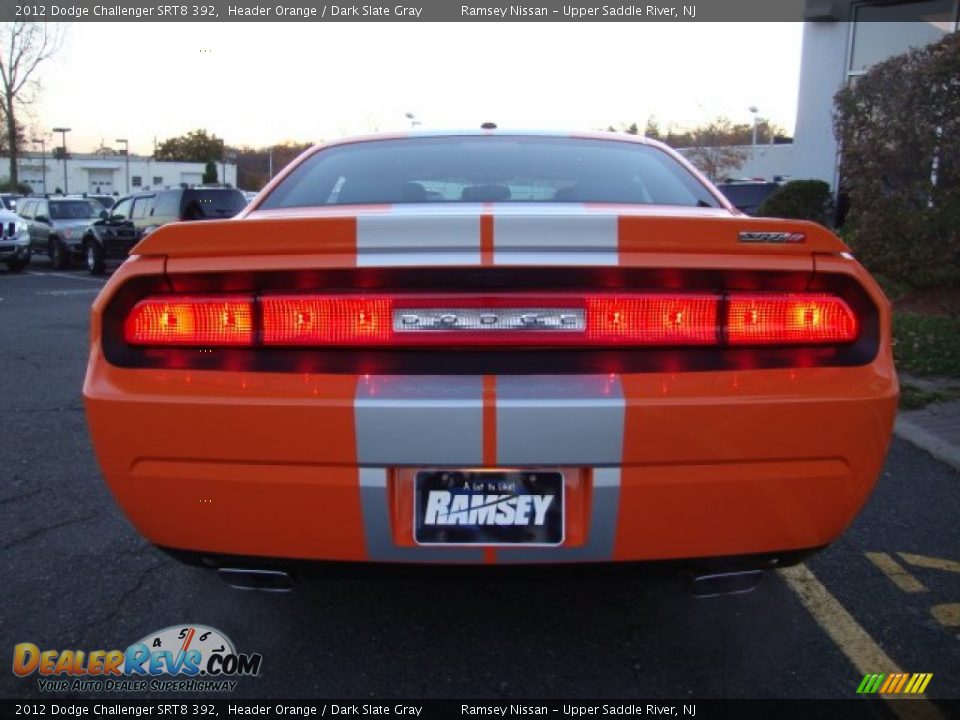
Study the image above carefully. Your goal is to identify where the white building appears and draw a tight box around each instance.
[678,143,795,182]
[793,0,959,189]
[3,152,238,196]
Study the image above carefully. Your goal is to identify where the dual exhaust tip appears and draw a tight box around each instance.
[217,567,294,592]
[214,565,765,597]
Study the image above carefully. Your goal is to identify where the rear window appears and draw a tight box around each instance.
[181,190,247,220]
[49,200,102,220]
[260,136,720,209]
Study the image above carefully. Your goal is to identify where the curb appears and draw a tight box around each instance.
[894,416,960,472]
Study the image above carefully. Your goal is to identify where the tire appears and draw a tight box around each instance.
[49,238,70,270]
[85,240,105,275]
[5,256,27,273]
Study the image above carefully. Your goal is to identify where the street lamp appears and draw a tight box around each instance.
[748,106,759,178]
[405,112,421,129]
[52,127,71,194]
[31,138,46,195]
[116,138,129,194]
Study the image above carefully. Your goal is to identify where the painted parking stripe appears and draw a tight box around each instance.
[865,552,928,593]
[779,564,944,719]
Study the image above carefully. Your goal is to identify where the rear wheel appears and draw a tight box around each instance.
[49,238,70,270]
[5,256,27,273]
[85,240,105,275]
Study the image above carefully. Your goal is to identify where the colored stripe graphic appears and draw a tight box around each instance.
[856,673,932,694]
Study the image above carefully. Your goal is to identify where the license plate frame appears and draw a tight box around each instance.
[413,469,565,546]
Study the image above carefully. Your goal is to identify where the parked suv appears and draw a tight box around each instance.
[128,187,246,237]
[80,195,140,275]
[78,187,246,274]
[0,207,30,272]
[17,196,106,269]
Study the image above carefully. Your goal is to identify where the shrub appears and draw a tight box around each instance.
[833,33,960,287]
[757,180,833,225]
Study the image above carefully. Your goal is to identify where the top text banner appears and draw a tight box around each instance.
[0,0,934,22]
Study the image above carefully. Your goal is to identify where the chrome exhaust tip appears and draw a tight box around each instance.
[688,569,765,598]
[217,567,294,592]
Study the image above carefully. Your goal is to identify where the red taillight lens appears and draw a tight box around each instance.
[261,296,392,345]
[124,296,253,346]
[726,293,858,345]
[586,295,718,345]
[121,292,858,348]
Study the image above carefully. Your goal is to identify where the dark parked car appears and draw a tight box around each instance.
[80,195,140,275]
[79,187,247,274]
[715,181,782,216]
[17,197,106,269]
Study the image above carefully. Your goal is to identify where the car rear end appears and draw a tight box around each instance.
[83,133,897,574]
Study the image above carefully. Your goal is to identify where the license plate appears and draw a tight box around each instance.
[414,470,564,546]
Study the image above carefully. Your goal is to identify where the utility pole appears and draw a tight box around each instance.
[116,138,130,194]
[52,127,71,194]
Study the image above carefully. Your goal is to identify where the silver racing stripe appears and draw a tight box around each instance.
[356,212,481,266]
[495,375,625,466]
[497,468,621,563]
[355,375,484,466]
[359,468,485,562]
[493,213,618,266]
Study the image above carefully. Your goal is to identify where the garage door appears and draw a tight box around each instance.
[87,169,114,194]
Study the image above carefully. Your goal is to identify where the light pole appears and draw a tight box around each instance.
[748,106,759,178]
[31,138,46,195]
[52,127,71,194]
[116,138,129,194]
[405,112,421,129]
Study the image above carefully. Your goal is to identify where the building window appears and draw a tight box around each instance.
[848,1,958,79]
[132,176,142,187]
[153,176,163,186]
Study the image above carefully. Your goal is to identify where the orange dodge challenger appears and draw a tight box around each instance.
[84,131,897,590]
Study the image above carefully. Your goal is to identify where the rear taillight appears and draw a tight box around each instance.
[124,296,254,346]
[122,292,858,349]
[726,293,858,345]
[586,295,719,345]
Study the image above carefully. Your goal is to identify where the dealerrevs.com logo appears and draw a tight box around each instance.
[13,624,262,693]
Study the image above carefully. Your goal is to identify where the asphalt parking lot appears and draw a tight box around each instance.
[1,262,957,706]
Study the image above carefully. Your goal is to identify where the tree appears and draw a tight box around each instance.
[155,129,224,163]
[682,118,749,182]
[834,32,960,286]
[757,180,834,225]
[202,160,218,184]
[232,141,313,190]
[0,23,64,185]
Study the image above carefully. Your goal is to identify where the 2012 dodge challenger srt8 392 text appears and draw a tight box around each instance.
[83,132,897,587]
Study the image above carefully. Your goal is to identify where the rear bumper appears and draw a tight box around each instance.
[84,358,897,565]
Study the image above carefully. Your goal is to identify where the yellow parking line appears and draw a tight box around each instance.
[779,564,943,720]
[930,603,960,628]
[865,552,928,593]
[898,553,960,575]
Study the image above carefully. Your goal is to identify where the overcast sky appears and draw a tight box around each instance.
[33,22,804,155]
